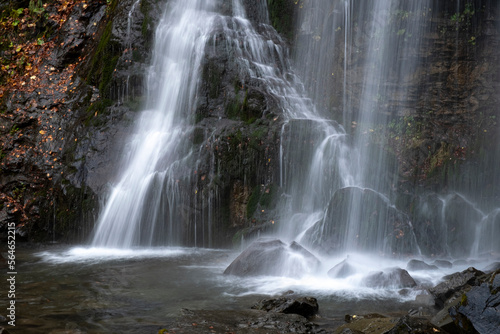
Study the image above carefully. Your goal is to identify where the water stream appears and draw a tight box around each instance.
[92,0,218,248]
[9,245,495,333]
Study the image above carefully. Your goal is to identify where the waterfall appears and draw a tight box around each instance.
[90,0,499,258]
[92,0,217,248]
[289,0,500,258]
[91,0,315,248]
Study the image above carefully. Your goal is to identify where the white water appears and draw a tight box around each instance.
[91,0,500,261]
[36,246,495,304]
[92,0,217,248]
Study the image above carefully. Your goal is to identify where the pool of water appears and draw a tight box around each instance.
[2,245,494,333]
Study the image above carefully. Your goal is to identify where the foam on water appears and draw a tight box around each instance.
[36,246,200,264]
[218,251,485,302]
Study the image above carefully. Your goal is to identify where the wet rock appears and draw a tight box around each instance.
[406,259,439,271]
[385,315,445,334]
[252,296,319,318]
[449,271,500,334]
[415,294,435,306]
[302,187,419,255]
[289,241,322,270]
[223,239,320,278]
[433,260,453,269]
[362,267,417,289]
[431,297,462,334]
[483,261,500,273]
[429,267,485,309]
[327,256,357,278]
[339,329,364,334]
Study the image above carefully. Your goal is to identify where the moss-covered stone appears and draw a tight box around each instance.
[267,0,296,40]
[86,19,121,99]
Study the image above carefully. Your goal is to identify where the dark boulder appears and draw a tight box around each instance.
[429,267,485,309]
[251,296,319,318]
[223,239,320,277]
[362,267,417,289]
[407,259,439,271]
[327,256,357,278]
[433,260,453,269]
[449,271,500,334]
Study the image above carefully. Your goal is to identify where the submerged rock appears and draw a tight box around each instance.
[362,267,417,289]
[223,238,320,277]
[251,296,319,318]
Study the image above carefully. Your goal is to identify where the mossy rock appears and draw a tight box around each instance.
[267,0,296,40]
[86,19,121,99]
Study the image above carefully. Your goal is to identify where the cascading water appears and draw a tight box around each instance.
[92,0,218,248]
[91,0,322,249]
[288,0,500,259]
[280,1,433,256]
[91,0,499,262]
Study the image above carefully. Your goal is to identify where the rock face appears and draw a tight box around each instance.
[0,0,285,246]
[223,238,320,278]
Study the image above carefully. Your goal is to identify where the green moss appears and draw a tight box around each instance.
[226,94,242,120]
[140,0,155,49]
[226,89,260,124]
[85,99,113,126]
[460,293,468,306]
[249,127,266,150]
[9,124,19,134]
[259,184,277,209]
[246,185,261,218]
[86,20,121,99]
[267,0,295,40]
[246,184,278,218]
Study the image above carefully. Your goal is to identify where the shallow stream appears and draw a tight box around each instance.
[3,245,495,333]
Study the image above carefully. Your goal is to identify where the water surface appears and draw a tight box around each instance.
[4,245,491,333]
